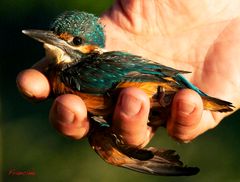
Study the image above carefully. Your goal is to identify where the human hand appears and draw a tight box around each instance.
[17,0,240,146]
[101,0,240,143]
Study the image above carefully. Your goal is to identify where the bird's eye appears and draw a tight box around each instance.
[72,37,83,46]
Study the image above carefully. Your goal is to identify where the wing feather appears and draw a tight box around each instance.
[60,51,189,94]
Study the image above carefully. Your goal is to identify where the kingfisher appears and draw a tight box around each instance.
[22,11,233,176]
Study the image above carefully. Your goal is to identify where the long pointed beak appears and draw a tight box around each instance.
[22,29,66,47]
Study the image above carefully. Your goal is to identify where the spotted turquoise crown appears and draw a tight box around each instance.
[50,11,105,48]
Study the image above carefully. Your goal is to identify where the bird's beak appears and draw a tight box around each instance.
[22,29,66,47]
[22,29,75,64]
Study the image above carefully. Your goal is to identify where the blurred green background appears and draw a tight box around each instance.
[1,0,240,181]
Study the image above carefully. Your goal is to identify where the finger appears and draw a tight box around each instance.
[167,89,203,142]
[112,87,152,147]
[16,68,50,101]
[49,94,90,140]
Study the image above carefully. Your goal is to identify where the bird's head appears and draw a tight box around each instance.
[22,11,105,64]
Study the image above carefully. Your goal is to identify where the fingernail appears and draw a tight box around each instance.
[56,101,75,124]
[177,101,195,116]
[120,94,142,116]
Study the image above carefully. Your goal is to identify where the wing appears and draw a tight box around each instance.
[60,51,189,94]
[121,147,200,176]
[110,130,199,176]
[89,117,199,176]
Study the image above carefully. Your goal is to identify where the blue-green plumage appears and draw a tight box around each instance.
[175,74,208,97]
[50,11,105,48]
[60,51,188,94]
[22,10,234,176]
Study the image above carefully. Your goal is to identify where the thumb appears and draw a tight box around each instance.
[167,89,203,142]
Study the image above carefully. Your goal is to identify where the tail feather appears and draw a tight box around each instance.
[175,74,234,112]
[202,96,234,112]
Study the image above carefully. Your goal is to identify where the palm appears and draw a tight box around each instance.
[101,11,240,125]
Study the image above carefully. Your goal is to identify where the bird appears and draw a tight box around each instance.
[22,11,234,176]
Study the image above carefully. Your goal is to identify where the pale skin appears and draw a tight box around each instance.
[17,0,240,146]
